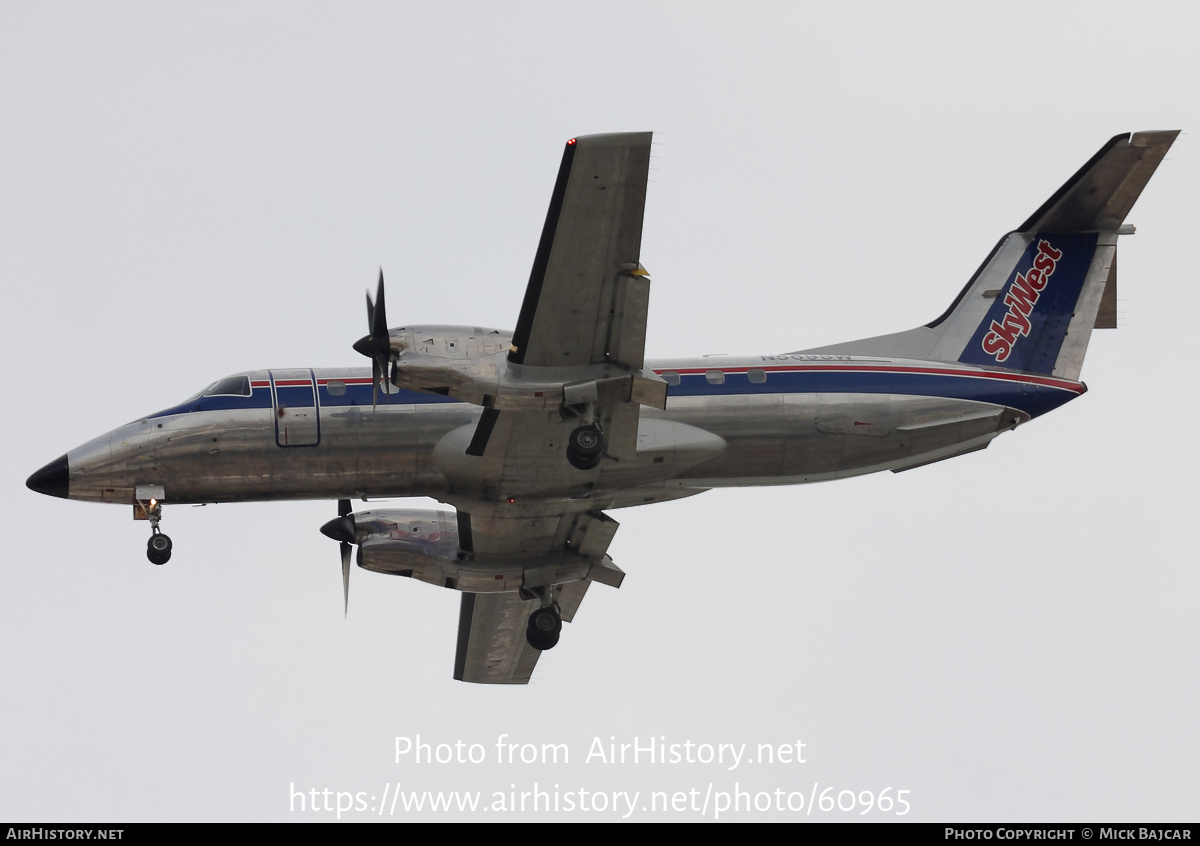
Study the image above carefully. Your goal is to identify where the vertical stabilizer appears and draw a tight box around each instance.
[800,131,1178,379]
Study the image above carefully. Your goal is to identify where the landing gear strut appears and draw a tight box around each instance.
[138,495,172,565]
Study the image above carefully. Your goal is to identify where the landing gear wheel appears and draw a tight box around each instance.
[566,450,601,471]
[526,606,562,651]
[527,628,560,651]
[147,533,172,565]
[566,424,604,470]
[529,606,562,635]
[568,425,603,457]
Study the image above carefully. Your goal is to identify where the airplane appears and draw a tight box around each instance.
[26,130,1177,684]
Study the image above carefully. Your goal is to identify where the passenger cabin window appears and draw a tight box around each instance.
[748,369,767,384]
[204,376,252,397]
[326,380,347,396]
[661,371,681,386]
[705,370,725,385]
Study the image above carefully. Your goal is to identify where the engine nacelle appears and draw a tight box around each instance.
[385,325,510,405]
[385,325,667,412]
[349,508,611,593]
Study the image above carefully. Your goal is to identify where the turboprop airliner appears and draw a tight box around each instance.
[26,130,1177,683]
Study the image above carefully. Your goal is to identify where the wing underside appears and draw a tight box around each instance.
[452,132,654,684]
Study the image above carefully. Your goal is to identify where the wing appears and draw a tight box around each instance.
[508,132,654,370]
[453,580,592,684]
[451,133,652,684]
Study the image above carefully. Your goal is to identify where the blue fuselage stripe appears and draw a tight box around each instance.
[148,370,1077,421]
[668,370,1076,417]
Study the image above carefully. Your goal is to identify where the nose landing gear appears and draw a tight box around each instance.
[136,487,173,565]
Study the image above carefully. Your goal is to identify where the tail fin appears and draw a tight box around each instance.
[802,131,1178,379]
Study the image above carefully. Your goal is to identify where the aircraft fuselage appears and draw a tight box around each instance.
[55,355,1082,509]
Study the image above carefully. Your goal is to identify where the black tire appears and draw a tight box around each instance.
[147,534,172,565]
[566,450,601,471]
[568,425,604,458]
[525,627,560,651]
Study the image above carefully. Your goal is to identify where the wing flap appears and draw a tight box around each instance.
[557,579,590,623]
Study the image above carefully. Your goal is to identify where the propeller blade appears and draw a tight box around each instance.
[353,270,393,410]
[341,540,351,617]
[375,270,390,407]
[372,269,387,340]
[322,501,355,617]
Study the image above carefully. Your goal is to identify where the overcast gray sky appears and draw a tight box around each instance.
[2,1,1197,822]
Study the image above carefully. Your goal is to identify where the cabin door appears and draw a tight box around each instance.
[270,369,320,447]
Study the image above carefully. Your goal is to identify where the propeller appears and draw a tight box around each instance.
[352,269,393,409]
[319,499,356,617]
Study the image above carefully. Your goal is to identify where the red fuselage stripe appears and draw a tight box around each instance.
[656,364,1084,393]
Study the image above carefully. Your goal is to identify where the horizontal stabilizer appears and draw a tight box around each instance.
[1020,130,1178,234]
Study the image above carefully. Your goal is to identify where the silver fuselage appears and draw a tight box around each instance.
[61,353,1082,508]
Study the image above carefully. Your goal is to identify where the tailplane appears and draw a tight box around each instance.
[802,131,1178,379]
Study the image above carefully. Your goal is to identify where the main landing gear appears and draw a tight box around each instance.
[566,423,604,471]
[521,586,563,651]
[560,395,607,470]
[526,605,562,651]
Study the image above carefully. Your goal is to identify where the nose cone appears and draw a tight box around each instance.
[27,454,69,499]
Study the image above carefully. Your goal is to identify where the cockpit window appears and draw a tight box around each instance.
[204,376,252,397]
[182,384,215,403]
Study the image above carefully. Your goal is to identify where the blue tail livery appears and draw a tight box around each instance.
[806,130,1178,380]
